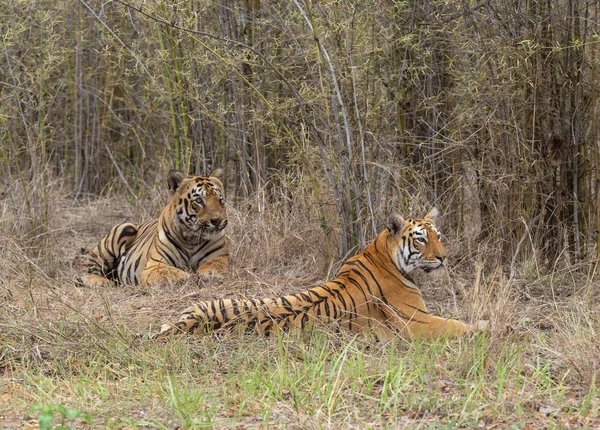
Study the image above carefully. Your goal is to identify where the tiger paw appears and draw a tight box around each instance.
[142,267,190,286]
[196,269,225,281]
[78,274,115,288]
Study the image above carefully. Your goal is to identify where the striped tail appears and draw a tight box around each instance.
[150,298,272,340]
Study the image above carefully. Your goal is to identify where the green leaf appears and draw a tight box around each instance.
[53,404,68,416]
[64,407,81,420]
[37,410,55,430]
[27,404,44,413]
[80,412,94,424]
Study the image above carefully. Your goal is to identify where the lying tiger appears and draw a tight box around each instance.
[146,208,477,340]
[80,169,229,287]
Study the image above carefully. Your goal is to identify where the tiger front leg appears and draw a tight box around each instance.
[398,313,471,339]
[382,305,471,339]
[196,254,229,280]
[140,262,190,286]
[79,273,115,288]
[396,313,490,339]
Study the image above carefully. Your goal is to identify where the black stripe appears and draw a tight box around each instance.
[347,267,375,297]
[402,302,429,315]
[109,226,123,256]
[353,260,388,305]
[195,243,225,262]
[323,300,330,317]
[321,285,334,295]
[156,242,179,267]
[231,300,240,317]
[299,292,313,303]
[301,313,309,329]
[331,303,338,320]
[219,299,228,322]
[393,308,431,325]
[341,278,368,305]
[364,252,377,266]
[307,289,326,302]
[335,282,356,312]
[161,218,189,258]
[279,296,292,312]
[329,287,348,311]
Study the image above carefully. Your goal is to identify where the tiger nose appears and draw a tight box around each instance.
[436,249,448,262]
[210,218,221,226]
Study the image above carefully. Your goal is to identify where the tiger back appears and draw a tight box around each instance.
[81,169,229,287]
[147,208,474,340]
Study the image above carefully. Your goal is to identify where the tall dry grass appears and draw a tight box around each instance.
[0,183,599,427]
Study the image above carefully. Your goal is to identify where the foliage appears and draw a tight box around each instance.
[27,403,93,430]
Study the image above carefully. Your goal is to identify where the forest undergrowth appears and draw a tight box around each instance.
[1,184,599,429]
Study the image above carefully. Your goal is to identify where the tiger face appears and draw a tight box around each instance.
[386,207,447,274]
[168,169,228,242]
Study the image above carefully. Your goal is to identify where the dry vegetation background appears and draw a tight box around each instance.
[1,0,600,428]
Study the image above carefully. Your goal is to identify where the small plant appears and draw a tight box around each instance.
[28,404,93,430]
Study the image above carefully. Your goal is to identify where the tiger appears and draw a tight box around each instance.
[145,207,476,341]
[80,169,229,287]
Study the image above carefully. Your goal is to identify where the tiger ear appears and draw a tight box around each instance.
[424,207,439,222]
[387,213,405,235]
[168,170,185,194]
[209,168,223,179]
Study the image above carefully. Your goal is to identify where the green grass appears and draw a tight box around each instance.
[6,322,597,429]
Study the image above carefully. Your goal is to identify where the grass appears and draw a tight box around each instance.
[1,191,600,428]
[5,327,597,428]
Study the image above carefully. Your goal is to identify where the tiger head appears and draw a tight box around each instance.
[166,169,228,241]
[386,207,447,274]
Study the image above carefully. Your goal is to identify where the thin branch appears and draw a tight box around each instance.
[103,141,138,200]
[0,80,33,92]
[292,0,352,158]
[509,210,546,282]
[78,0,152,78]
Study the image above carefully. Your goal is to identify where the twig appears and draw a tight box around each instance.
[293,0,364,250]
[509,211,545,282]
[78,0,152,78]
[0,80,33,92]
[103,141,138,199]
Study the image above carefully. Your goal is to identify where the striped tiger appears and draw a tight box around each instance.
[80,169,229,287]
[147,208,473,340]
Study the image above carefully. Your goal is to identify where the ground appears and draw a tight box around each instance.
[1,194,599,429]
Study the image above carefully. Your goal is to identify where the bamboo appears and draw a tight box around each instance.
[157,22,182,170]
[3,0,600,266]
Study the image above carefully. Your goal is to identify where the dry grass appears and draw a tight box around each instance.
[1,187,599,429]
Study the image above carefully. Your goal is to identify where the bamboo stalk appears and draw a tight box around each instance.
[161,3,192,173]
[157,21,182,170]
